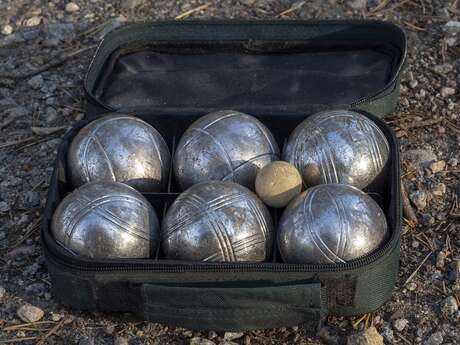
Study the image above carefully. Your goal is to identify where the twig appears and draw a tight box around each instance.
[369,0,391,13]
[404,251,433,286]
[378,0,413,13]
[0,337,39,344]
[403,21,426,32]
[400,118,442,130]
[31,126,66,136]
[352,314,368,328]
[0,45,97,80]
[446,120,460,134]
[9,216,42,248]
[37,319,66,345]
[0,116,18,130]
[175,3,210,20]
[396,333,413,345]
[0,137,36,150]
[278,1,305,16]
[401,181,418,224]
[3,321,56,332]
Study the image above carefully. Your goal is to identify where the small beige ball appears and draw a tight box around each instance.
[255,161,302,208]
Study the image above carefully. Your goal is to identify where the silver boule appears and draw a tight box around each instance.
[278,184,388,264]
[282,110,389,189]
[173,110,279,190]
[161,181,274,262]
[51,181,160,259]
[68,114,170,192]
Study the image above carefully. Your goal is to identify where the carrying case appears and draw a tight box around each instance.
[43,20,406,331]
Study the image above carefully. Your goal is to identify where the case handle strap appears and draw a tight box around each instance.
[142,282,324,331]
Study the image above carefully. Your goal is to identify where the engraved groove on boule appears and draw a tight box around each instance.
[164,193,246,239]
[316,128,339,183]
[63,194,150,245]
[252,118,278,154]
[200,111,241,130]
[336,194,351,258]
[190,127,235,181]
[356,118,379,174]
[181,192,236,262]
[303,188,346,263]
[246,198,268,241]
[324,187,348,260]
[221,152,279,182]
[91,134,117,181]
[188,193,237,262]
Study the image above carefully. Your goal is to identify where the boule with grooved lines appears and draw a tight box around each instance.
[161,181,274,262]
[282,110,389,189]
[51,181,160,259]
[173,110,279,190]
[68,114,170,192]
[278,184,388,264]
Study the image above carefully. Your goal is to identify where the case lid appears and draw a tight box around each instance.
[84,20,406,118]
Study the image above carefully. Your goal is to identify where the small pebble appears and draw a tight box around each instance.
[444,21,460,34]
[0,286,6,300]
[0,201,10,213]
[424,332,443,345]
[17,304,45,322]
[432,182,446,196]
[1,24,13,35]
[429,160,446,174]
[51,313,62,321]
[441,296,459,317]
[441,87,455,98]
[24,16,42,27]
[407,282,417,291]
[114,337,129,345]
[318,326,340,345]
[28,75,44,90]
[410,190,428,210]
[224,332,244,341]
[104,324,116,335]
[436,251,447,269]
[393,318,409,332]
[24,190,40,207]
[380,323,395,343]
[409,80,418,89]
[65,2,80,13]
[190,338,216,345]
[46,107,58,123]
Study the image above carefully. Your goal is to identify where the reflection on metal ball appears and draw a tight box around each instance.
[173,110,279,190]
[283,110,389,189]
[161,181,274,262]
[51,181,160,259]
[278,184,388,264]
[68,114,170,192]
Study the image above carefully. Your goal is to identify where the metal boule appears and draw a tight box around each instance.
[161,181,274,262]
[51,181,160,259]
[68,114,170,192]
[278,184,388,264]
[282,110,389,189]
[173,110,279,190]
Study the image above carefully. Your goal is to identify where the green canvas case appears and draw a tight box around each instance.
[42,20,406,331]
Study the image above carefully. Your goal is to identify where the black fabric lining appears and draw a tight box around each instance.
[95,40,400,112]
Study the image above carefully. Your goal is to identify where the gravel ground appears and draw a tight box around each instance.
[0,0,459,344]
